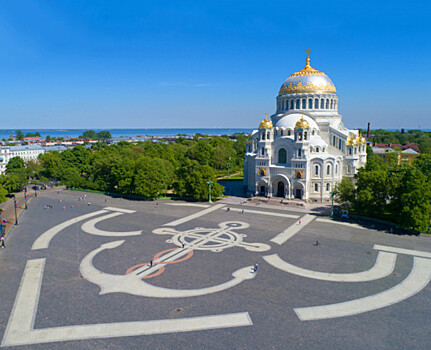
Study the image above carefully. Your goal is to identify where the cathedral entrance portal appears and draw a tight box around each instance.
[277,181,285,197]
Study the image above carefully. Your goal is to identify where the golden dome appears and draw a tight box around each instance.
[259,114,273,129]
[356,133,367,143]
[347,137,358,145]
[295,116,310,129]
[278,49,336,95]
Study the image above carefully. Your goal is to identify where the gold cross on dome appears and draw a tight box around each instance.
[305,48,312,67]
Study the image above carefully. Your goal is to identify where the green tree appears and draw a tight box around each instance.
[389,167,431,230]
[45,135,51,142]
[414,154,431,181]
[39,152,63,179]
[6,156,25,173]
[354,170,388,215]
[15,130,24,140]
[0,184,7,203]
[174,159,224,200]
[80,130,97,139]
[96,130,112,141]
[365,146,387,171]
[134,158,174,197]
[335,178,355,207]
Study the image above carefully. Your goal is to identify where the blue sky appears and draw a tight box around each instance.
[0,0,429,129]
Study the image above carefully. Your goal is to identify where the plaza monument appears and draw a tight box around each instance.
[243,49,367,202]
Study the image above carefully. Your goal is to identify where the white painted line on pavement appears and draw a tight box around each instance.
[81,212,142,237]
[270,214,315,245]
[1,258,252,346]
[165,203,210,208]
[228,208,299,219]
[104,207,136,214]
[163,204,225,227]
[315,218,366,230]
[264,251,397,282]
[294,256,431,321]
[32,210,108,250]
[374,245,431,259]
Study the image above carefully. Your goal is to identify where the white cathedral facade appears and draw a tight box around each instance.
[243,50,367,202]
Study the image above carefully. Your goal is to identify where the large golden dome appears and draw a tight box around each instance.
[279,49,336,95]
[259,114,273,129]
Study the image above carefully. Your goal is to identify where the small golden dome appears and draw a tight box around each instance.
[356,133,366,143]
[295,116,310,129]
[259,114,273,129]
[347,137,358,145]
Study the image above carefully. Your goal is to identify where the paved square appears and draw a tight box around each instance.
[0,191,430,349]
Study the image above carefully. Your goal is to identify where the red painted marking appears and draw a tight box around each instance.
[125,248,194,279]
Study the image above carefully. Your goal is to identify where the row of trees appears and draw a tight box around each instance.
[10,134,247,200]
[336,147,431,231]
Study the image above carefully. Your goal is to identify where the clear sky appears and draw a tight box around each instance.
[0,0,430,130]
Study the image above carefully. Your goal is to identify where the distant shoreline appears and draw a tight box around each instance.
[0,128,429,140]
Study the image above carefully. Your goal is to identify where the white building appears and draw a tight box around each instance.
[0,145,45,174]
[244,50,367,202]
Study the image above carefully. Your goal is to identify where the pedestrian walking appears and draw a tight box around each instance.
[241,209,245,214]
[63,205,66,210]
[0,236,5,248]
[150,260,153,267]
[299,220,301,224]
[252,263,258,273]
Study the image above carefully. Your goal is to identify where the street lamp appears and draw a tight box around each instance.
[207,180,213,203]
[227,157,231,179]
[13,196,18,225]
[330,190,338,217]
[24,187,28,209]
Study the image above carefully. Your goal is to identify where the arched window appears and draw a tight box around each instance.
[335,164,339,174]
[287,130,291,136]
[320,99,324,109]
[304,131,308,140]
[322,147,325,152]
[327,164,331,175]
[262,132,265,140]
[348,164,352,174]
[261,148,265,156]
[315,98,319,109]
[326,99,329,109]
[316,147,319,152]
[330,100,333,109]
[260,169,265,176]
[278,148,287,164]
[312,130,315,135]
[349,148,352,155]
[301,99,306,109]
[296,99,300,109]
[308,99,313,109]
[315,165,319,176]
[291,100,294,110]
[286,100,289,111]
[326,183,330,191]
[298,149,302,157]
[333,135,336,145]
[298,132,303,141]
[315,183,319,192]
[339,139,342,149]
[267,132,270,139]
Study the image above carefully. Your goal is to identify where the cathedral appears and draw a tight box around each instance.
[243,50,367,202]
